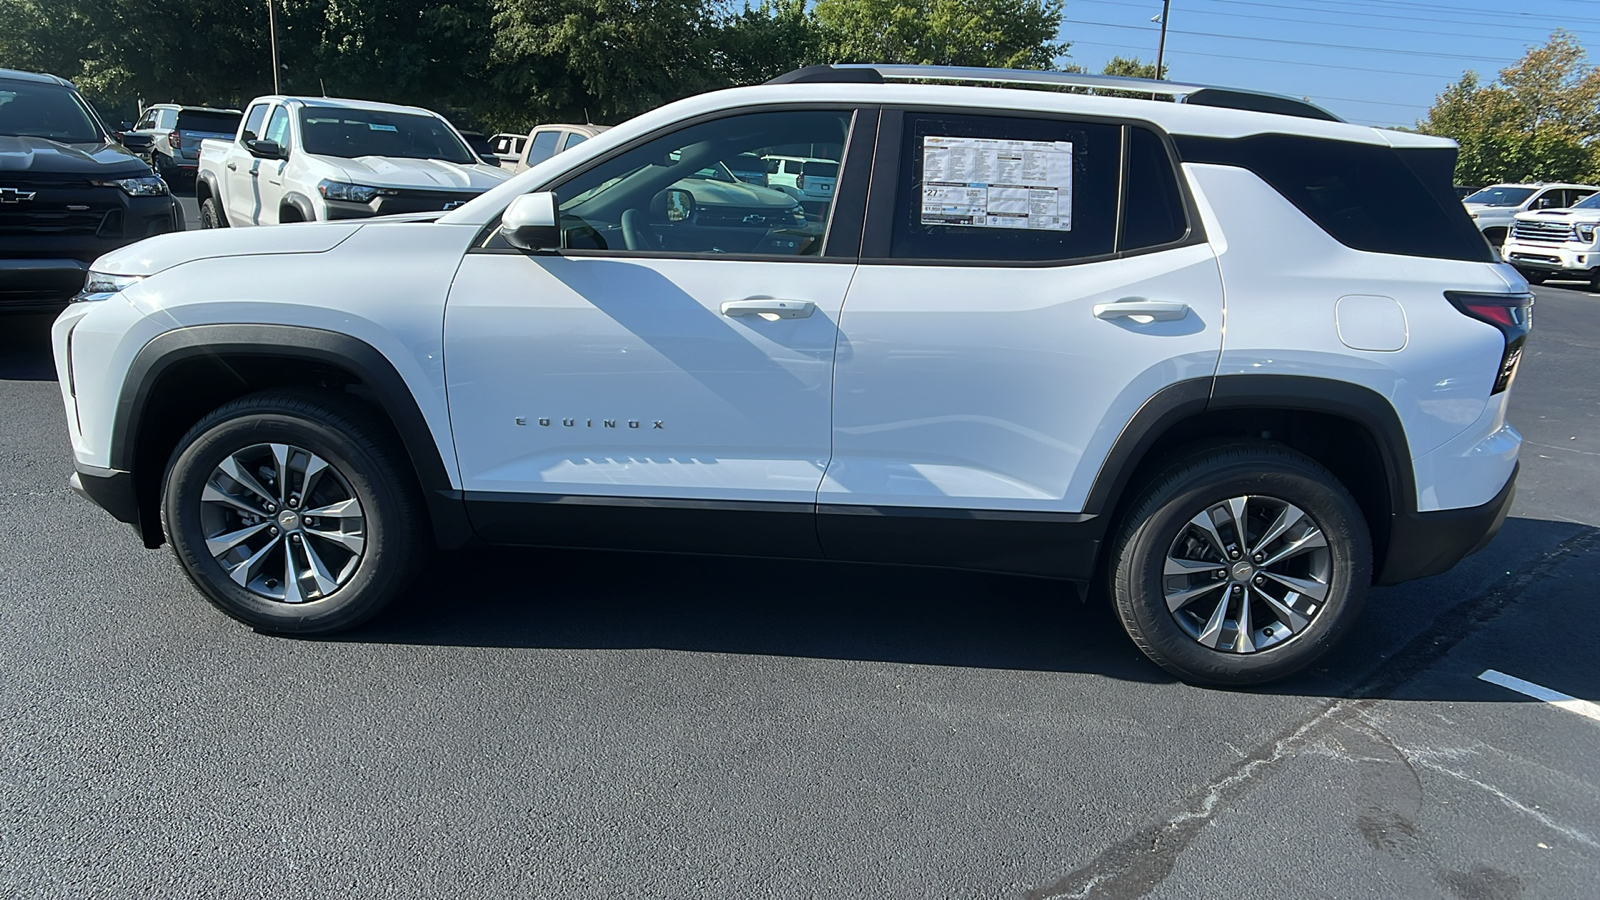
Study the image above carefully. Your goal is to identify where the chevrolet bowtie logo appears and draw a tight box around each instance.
[0,187,37,203]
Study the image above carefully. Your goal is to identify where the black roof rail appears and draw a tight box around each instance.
[764,64,1342,123]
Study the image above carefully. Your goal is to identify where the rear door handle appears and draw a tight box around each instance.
[721,298,815,320]
[1093,299,1190,322]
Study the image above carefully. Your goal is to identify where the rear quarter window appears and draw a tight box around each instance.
[1176,133,1492,262]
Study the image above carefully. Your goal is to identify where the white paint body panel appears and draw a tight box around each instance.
[1336,295,1408,352]
[1190,163,1519,510]
[445,255,855,501]
[821,244,1225,511]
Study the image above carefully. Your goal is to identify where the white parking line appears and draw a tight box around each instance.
[1479,669,1600,724]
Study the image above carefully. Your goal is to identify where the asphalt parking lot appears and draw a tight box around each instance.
[3,272,1597,897]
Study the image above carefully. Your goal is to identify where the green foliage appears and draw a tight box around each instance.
[1100,55,1165,80]
[1419,31,1600,186]
[813,0,1067,69]
[2,0,1072,132]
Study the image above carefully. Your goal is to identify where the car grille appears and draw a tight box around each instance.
[1511,219,1574,244]
[0,178,121,237]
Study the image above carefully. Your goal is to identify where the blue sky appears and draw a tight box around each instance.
[1058,0,1600,127]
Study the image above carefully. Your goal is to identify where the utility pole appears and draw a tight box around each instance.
[1154,0,1172,80]
[268,0,281,94]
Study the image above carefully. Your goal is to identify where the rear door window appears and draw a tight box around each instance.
[178,110,243,135]
[885,113,1121,262]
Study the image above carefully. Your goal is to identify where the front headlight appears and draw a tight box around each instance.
[1578,224,1596,243]
[317,179,396,203]
[91,174,169,196]
[74,271,144,303]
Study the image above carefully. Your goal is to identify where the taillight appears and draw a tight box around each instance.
[168,130,180,150]
[1446,290,1533,394]
[795,173,805,190]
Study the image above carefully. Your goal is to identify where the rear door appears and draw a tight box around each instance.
[819,110,1225,572]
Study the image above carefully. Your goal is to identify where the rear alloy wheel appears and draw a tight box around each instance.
[1110,443,1371,686]
[162,391,425,634]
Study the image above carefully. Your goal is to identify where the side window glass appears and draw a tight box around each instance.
[563,132,589,151]
[553,109,852,257]
[264,106,291,148]
[136,110,157,130]
[1121,126,1188,250]
[890,113,1120,262]
[241,104,268,143]
[158,109,179,130]
[525,131,560,165]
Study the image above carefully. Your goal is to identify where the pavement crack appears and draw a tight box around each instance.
[1024,527,1600,900]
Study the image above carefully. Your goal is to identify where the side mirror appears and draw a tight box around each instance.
[501,192,560,251]
[664,187,695,223]
[246,138,286,160]
[119,132,154,151]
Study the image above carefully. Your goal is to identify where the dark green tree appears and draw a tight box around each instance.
[813,0,1067,69]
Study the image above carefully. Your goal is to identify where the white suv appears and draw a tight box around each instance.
[52,65,1525,685]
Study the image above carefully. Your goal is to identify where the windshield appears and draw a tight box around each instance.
[298,107,476,164]
[0,82,103,143]
[1464,186,1535,207]
[1573,193,1600,210]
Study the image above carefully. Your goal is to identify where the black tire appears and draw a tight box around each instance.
[199,196,226,229]
[1109,443,1372,686]
[160,390,427,634]
[1516,268,1546,285]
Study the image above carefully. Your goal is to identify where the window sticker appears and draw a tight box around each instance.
[369,123,399,132]
[920,135,1074,231]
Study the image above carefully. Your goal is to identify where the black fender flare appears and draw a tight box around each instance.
[194,170,224,218]
[280,191,317,223]
[113,324,474,549]
[1082,373,1415,529]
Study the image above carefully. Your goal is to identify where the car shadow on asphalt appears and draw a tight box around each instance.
[0,313,59,381]
[338,516,1593,693]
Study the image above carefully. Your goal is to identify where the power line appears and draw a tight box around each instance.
[1222,0,1600,29]
[1066,40,1466,81]
[1069,0,1569,46]
[1198,0,1594,33]
[1067,19,1521,63]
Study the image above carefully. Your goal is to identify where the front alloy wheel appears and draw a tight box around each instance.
[162,390,425,634]
[200,443,367,604]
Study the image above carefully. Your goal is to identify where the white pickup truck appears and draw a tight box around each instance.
[195,95,508,228]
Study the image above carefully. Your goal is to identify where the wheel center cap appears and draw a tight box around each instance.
[277,509,300,530]
[1231,560,1255,582]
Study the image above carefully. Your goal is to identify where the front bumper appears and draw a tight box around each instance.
[70,463,140,528]
[1377,463,1517,585]
[1503,242,1600,273]
[1,193,183,310]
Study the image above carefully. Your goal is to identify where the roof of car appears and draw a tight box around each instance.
[144,104,243,114]
[1481,182,1600,190]
[530,123,611,135]
[0,67,75,87]
[261,96,443,117]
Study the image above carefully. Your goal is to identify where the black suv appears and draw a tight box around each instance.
[0,68,183,312]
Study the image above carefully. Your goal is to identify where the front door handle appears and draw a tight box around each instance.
[721,298,815,320]
[226,161,238,171]
[1093,299,1191,322]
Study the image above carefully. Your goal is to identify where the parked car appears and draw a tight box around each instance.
[55,64,1523,686]
[195,95,509,227]
[512,123,610,173]
[1462,182,1599,247]
[764,153,840,218]
[489,132,527,171]
[455,129,503,167]
[0,67,181,312]
[124,104,242,184]
[1501,190,1600,289]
